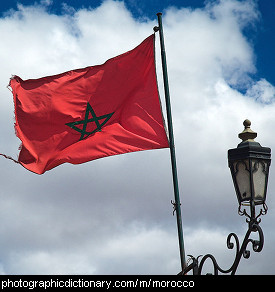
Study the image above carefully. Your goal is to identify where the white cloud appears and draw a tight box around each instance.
[6,250,97,275]
[0,0,274,275]
[246,78,275,104]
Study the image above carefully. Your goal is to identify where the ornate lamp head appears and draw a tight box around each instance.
[228,120,271,221]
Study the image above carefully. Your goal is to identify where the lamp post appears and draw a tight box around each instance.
[181,120,271,275]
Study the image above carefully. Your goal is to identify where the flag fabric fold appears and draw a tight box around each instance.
[8,34,169,174]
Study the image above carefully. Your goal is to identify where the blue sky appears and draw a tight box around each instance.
[253,1,275,85]
[1,0,274,87]
[0,0,275,275]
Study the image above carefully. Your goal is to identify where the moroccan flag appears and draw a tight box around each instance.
[8,34,169,174]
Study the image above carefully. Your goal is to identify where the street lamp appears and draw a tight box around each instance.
[181,120,271,275]
[228,119,271,221]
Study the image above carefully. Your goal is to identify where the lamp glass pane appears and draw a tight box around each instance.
[234,159,251,201]
[252,159,267,202]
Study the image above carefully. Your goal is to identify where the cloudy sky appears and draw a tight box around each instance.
[0,0,275,275]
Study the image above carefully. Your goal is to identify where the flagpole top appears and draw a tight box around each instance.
[155,13,162,32]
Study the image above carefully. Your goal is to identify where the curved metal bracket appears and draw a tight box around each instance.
[238,203,268,224]
[181,221,264,275]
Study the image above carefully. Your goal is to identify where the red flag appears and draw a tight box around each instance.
[8,34,169,174]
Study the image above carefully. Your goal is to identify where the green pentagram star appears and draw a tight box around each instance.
[66,102,114,141]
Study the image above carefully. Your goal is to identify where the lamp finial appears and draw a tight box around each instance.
[238,119,257,142]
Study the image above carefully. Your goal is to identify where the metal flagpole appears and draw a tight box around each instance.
[154,12,186,272]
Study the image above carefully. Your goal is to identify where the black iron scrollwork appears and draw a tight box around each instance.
[180,216,264,275]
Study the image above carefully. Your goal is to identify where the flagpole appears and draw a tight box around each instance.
[155,12,186,272]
